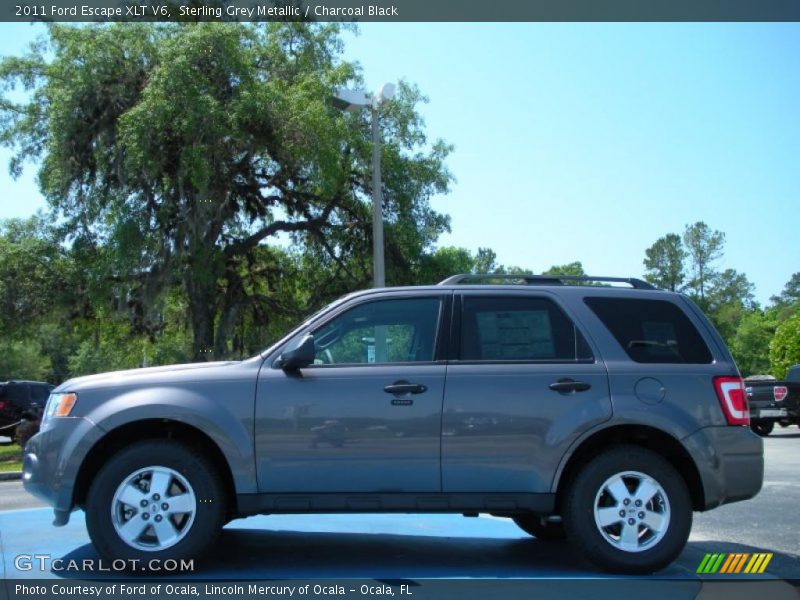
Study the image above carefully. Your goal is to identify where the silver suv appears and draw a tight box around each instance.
[23,274,764,574]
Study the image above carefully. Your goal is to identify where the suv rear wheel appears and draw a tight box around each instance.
[563,445,691,574]
[85,440,226,568]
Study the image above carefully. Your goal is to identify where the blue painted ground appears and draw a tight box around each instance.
[0,508,773,581]
[0,509,689,580]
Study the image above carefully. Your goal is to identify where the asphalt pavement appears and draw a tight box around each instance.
[0,480,45,511]
[0,428,798,586]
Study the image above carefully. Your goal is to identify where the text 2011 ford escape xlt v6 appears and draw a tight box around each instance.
[23,274,763,574]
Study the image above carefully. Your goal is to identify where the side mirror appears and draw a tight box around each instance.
[276,334,316,370]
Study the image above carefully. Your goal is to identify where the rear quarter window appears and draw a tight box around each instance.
[585,297,712,364]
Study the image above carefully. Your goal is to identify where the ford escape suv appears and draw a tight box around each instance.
[23,274,763,574]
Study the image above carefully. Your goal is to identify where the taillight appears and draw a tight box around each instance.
[714,376,749,425]
[0,401,6,410]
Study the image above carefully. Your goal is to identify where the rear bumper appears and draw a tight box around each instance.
[683,425,764,510]
[749,402,800,421]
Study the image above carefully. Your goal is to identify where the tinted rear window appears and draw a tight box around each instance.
[585,297,712,364]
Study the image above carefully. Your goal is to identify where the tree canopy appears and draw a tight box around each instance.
[643,233,686,292]
[0,22,452,360]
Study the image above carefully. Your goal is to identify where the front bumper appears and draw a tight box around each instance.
[683,425,764,510]
[22,416,103,526]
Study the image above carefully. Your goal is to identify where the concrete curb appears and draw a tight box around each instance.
[0,471,22,481]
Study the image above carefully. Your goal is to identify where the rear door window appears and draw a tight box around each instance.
[585,297,712,364]
[459,296,593,362]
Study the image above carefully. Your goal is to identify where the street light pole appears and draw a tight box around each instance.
[332,83,395,289]
[370,103,385,288]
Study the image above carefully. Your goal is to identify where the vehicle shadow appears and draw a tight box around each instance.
[49,531,592,580]
[206,527,597,579]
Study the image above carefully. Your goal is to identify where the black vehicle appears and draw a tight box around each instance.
[745,365,800,436]
[0,380,53,438]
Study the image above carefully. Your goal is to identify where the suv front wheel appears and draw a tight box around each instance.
[563,445,692,574]
[85,440,226,569]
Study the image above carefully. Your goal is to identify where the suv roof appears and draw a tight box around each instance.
[334,274,667,304]
[437,273,657,289]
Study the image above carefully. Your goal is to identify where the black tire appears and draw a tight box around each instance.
[563,445,692,574]
[751,421,774,437]
[85,440,226,569]
[513,515,567,541]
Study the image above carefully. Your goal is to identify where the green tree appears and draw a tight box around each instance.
[769,310,800,379]
[730,310,777,376]
[769,272,800,322]
[683,222,725,306]
[0,216,70,337]
[705,268,757,342]
[708,269,756,309]
[544,261,586,277]
[0,216,86,381]
[0,340,51,381]
[770,272,800,307]
[473,248,498,274]
[643,233,686,291]
[415,246,475,284]
[0,23,452,360]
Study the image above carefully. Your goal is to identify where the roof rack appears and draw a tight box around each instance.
[437,273,656,290]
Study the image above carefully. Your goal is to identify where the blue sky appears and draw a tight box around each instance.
[1,23,798,305]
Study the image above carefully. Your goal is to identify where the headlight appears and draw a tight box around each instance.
[41,393,78,431]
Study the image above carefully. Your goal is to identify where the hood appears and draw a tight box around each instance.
[55,361,241,393]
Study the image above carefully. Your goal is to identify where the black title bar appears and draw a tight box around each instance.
[5,0,800,23]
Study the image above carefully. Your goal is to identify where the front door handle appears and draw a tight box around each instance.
[549,378,592,394]
[384,381,427,395]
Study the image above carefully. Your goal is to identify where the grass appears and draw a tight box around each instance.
[0,442,22,472]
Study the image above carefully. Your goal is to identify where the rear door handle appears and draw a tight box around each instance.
[549,378,592,394]
[384,381,427,395]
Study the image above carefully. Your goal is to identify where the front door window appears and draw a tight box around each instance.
[313,297,442,365]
